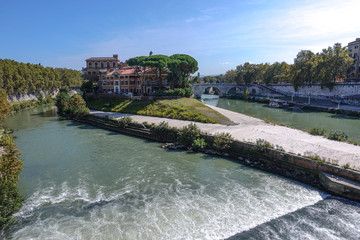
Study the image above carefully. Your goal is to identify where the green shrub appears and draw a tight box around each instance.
[192,138,207,150]
[178,123,201,148]
[213,132,233,152]
[343,163,350,169]
[328,131,348,142]
[0,132,23,228]
[151,121,178,142]
[117,116,132,128]
[255,139,273,152]
[308,128,326,136]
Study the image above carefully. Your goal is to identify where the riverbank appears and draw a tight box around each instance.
[91,105,360,171]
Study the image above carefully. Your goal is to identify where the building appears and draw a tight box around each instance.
[347,38,360,81]
[100,66,170,95]
[82,54,127,82]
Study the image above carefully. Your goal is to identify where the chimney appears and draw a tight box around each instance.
[113,54,118,59]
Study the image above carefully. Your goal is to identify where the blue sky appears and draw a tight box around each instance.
[0,0,359,75]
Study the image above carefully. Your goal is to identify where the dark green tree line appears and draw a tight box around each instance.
[0,59,82,94]
[203,42,352,90]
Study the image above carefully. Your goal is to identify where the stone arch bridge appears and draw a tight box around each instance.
[191,83,287,98]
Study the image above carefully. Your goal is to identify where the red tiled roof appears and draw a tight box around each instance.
[106,67,151,76]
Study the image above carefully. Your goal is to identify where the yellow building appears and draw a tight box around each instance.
[347,38,360,81]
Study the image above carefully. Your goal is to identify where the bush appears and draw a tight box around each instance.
[327,131,348,142]
[213,132,233,152]
[308,128,326,136]
[255,139,273,152]
[192,138,207,150]
[0,132,23,228]
[117,116,132,128]
[151,121,177,142]
[177,123,201,148]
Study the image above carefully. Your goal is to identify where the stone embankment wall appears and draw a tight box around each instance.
[268,83,360,97]
[81,115,360,202]
[7,89,80,102]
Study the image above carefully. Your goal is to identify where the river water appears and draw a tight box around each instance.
[202,95,360,143]
[2,105,360,239]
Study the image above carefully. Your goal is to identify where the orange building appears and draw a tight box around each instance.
[100,66,170,95]
[82,54,127,82]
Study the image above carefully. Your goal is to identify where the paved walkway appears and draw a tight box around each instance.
[90,106,360,170]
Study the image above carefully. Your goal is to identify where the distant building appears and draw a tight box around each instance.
[347,38,360,81]
[82,54,127,82]
[99,66,170,95]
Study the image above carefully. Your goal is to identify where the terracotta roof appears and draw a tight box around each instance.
[86,57,119,61]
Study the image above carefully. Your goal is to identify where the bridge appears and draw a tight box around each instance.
[191,83,289,98]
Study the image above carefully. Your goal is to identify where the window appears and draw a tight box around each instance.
[88,62,92,67]
[137,80,140,85]
[113,62,116,67]
[95,62,98,68]
[349,47,353,51]
[88,71,91,75]
[125,88,128,93]
[92,71,96,75]
[130,80,135,85]
[355,45,359,49]
[121,80,124,85]
[349,54,352,58]
[146,80,151,86]
[101,62,104,68]
[354,53,358,58]
[131,88,134,93]
[115,81,119,85]
[125,80,128,85]
[107,62,110,68]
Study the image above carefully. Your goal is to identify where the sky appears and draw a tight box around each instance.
[0,0,359,75]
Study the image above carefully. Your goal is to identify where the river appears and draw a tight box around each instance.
[1,105,360,239]
[202,95,360,143]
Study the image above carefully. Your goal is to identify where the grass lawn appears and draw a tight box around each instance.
[86,98,234,125]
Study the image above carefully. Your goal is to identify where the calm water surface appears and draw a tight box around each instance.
[202,95,360,143]
[1,105,360,239]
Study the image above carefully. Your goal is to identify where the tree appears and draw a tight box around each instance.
[143,55,169,89]
[168,54,198,88]
[292,50,317,91]
[315,43,353,89]
[0,88,11,123]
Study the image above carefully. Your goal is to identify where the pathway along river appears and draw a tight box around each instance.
[202,95,360,143]
[1,105,360,239]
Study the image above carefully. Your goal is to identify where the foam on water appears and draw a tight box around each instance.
[5,168,324,240]
[3,106,359,240]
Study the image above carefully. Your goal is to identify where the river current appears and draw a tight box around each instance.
[2,105,360,239]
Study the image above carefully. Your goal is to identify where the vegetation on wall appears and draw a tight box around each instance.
[55,87,89,119]
[0,59,82,95]
[200,42,353,90]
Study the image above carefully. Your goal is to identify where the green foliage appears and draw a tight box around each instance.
[214,42,351,87]
[56,88,89,119]
[308,128,326,136]
[167,54,199,88]
[86,98,232,124]
[80,80,98,94]
[306,154,326,163]
[177,123,201,148]
[151,121,178,142]
[213,132,233,152]
[0,59,82,94]
[117,116,132,128]
[192,138,207,150]
[255,139,274,152]
[327,131,348,142]
[0,132,23,228]
[343,163,350,169]
[0,89,11,123]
